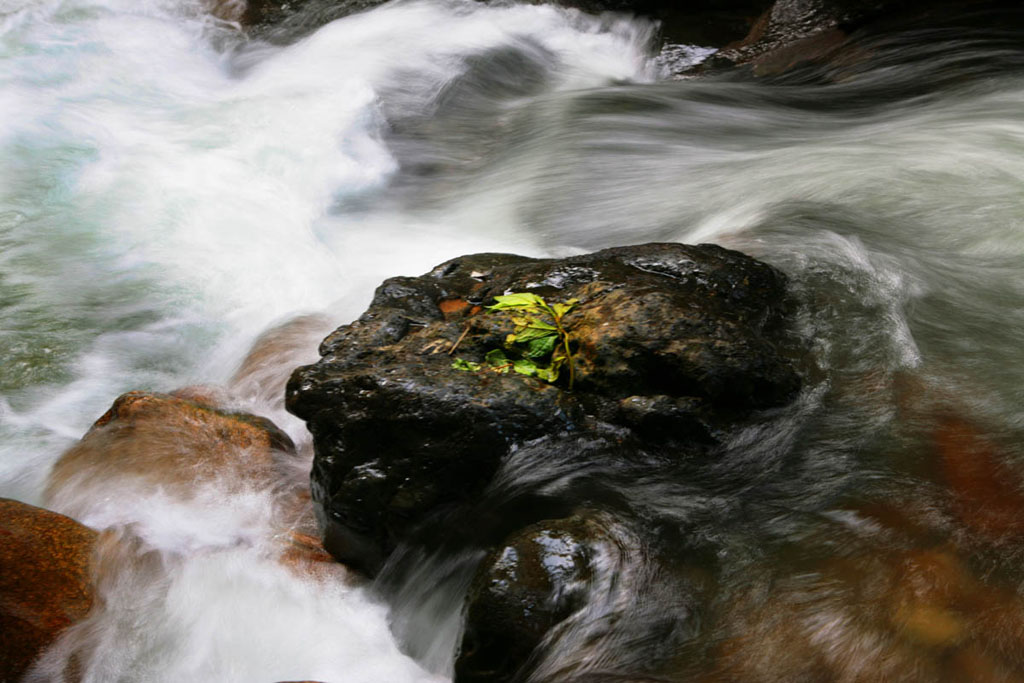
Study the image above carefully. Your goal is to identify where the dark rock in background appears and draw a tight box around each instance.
[535,0,775,47]
[241,0,383,41]
[234,0,772,46]
[230,0,1023,82]
[677,0,1024,78]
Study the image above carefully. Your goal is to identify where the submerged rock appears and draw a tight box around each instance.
[230,314,335,410]
[0,498,97,682]
[709,529,1024,682]
[287,243,800,574]
[934,414,1024,544]
[455,516,595,683]
[456,510,716,683]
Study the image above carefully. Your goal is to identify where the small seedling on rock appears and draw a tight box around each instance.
[451,292,578,389]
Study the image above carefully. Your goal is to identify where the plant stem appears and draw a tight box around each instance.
[448,324,471,355]
[554,314,574,391]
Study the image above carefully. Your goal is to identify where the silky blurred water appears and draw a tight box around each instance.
[4,0,1024,679]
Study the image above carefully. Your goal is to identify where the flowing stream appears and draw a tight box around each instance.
[4,0,1024,679]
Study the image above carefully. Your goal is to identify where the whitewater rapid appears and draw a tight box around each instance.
[0,0,653,485]
[5,0,1024,679]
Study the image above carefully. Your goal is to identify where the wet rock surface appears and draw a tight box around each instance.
[45,390,315,542]
[695,0,863,77]
[455,516,595,683]
[287,242,801,575]
[454,509,716,683]
[47,390,297,501]
[0,498,97,682]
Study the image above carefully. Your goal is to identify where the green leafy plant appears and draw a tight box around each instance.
[451,292,579,389]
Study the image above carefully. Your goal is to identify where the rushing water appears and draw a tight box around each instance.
[4,0,1024,679]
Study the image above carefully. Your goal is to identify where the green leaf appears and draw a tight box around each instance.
[458,291,579,389]
[509,314,556,330]
[512,358,540,376]
[523,334,557,358]
[513,325,558,343]
[488,292,546,311]
[485,349,510,372]
[451,358,481,372]
[551,299,578,318]
[533,363,560,382]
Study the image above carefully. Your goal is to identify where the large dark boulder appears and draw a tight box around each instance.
[227,0,1024,84]
[286,243,800,574]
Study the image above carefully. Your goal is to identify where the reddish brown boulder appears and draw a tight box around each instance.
[0,498,97,681]
[277,530,351,582]
[46,390,297,504]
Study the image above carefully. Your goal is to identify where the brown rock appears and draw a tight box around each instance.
[0,498,97,682]
[949,645,1022,683]
[709,550,955,681]
[46,390,297,504]
[168,384,228,407]
[277,530,350,582]
[712,0,856,71]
